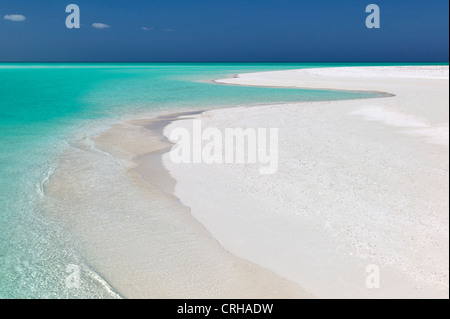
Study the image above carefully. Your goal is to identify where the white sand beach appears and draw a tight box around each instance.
[45,65,449,299]
[162,66,449,298]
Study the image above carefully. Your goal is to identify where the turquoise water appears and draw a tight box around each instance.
[0,63,439,298]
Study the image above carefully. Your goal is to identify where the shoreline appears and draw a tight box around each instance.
[210,76,397,98]
[45,65,449,298]
[44,109,311,299]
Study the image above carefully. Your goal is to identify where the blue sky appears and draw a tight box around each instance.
[0,0,448,62]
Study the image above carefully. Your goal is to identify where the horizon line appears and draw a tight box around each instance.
[0,61,449,64]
